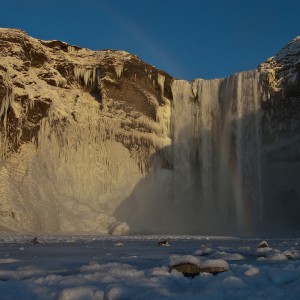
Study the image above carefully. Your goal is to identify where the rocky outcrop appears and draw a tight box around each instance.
[0,28,173,160]
[259,36,300,230]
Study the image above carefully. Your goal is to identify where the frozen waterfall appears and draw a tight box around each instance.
[170,70,262,233]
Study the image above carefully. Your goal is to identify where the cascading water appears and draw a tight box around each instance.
[170,70,262,233]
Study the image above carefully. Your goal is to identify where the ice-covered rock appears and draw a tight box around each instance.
[169,255,201,267]
[283,249,300,260]
[268,252,288,261]
[169,255,229,277]
[255,241,272,257]
[199,259,229,275]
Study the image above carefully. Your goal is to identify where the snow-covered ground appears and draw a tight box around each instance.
[0,235,299,299]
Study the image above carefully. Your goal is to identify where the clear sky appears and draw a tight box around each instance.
[1,0,299,80]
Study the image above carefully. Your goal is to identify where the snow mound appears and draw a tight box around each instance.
[245,266,260,276]
[193,247,213,256]
[268,252,288,261]
[222,275,245,289]
[200,259,229,271]
[255,240,272,257]
[169,255,201,267]
[59,287,104,300]
[211,251,245,261]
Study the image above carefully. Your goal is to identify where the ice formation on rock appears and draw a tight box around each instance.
[114,63,123,78]
[74,66,98,88]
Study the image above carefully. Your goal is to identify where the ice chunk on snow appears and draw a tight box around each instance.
[268,252,288,261]
[222,276,245,289]
[79,261,102,272]
[245,266,260,276]
[157,73,165,96]
[193,247,213,256]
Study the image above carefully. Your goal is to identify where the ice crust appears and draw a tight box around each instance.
[0,236,299,299]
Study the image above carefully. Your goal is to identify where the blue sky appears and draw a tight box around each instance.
[1,0,299,80]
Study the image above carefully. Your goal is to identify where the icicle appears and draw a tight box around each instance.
[0,70,14,158]
[0,89,13,127]
[67,46,76,53]
[114,64,123,78]
[74,66,97,88]
[0,72,13,127]
[155,98,171,138]
[157,74,165,96]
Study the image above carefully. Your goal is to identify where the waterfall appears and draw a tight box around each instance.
[171,70,262,233]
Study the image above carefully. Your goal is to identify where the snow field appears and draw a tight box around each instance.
[0,236,300,299]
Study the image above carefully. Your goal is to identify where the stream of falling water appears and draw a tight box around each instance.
[171,70,262,233]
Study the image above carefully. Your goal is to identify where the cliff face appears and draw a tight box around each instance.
[0,28,299,234]
[259,36,300,230]
[0,28,172,234]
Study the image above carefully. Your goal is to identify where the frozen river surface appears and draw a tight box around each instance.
[0,235,300,299]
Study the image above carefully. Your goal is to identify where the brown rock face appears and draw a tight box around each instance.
[171,263,200,278]
[259,36,300,230]
[0,28,173,161]
[171,261,229,277]
[0,28,173,233]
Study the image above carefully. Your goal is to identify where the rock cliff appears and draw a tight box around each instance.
[259,36,300,230]
[0,28,172,234]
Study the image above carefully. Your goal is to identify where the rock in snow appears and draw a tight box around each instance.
[0,28,300,235]
[255,240,272,257]
[158,240,170,246]
[169,255,229,277]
